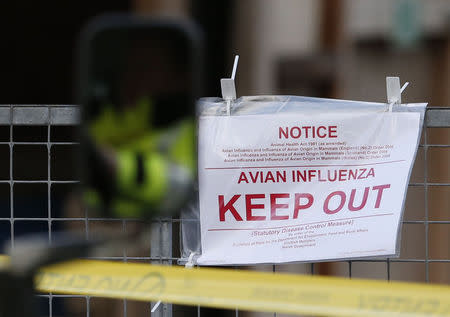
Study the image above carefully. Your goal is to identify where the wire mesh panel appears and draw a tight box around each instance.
[0,105,448,317]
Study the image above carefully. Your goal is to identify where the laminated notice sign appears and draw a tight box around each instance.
[196,96,426,265]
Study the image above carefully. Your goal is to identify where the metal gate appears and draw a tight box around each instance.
[0,105,448,317]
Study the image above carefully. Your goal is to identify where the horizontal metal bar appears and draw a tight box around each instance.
[37,294,88,298]
[3,218,446,224]
[418,144,450,148]
[0,180,434,186]
[0,105,79,126]
[50,107,80,125]
[3,142,447,147]
[0,106,448,127]
[1,181,444,187]
[0,217,168,223]
[37,294,89,298]
[0,142,79,146]
[352,259,450,263]
[403,221,450,224]
[0,180,80,184]
[409,183,450,186]
[426,108,450,127]
[0,215,185,223]
[83,256,181,261]
[2,141,448,147]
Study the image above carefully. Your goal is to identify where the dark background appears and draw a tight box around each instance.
[0,0,233,104]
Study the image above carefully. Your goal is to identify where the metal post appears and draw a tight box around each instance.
[150,219,172,317]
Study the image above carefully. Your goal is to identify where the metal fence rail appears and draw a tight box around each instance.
[0,105,448,317]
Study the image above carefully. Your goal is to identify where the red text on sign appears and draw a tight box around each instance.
[218,184,390,222]
[279,126,338,139]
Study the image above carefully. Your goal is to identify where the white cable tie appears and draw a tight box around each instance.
[221,55,239,116]
[388,81,410,112]
[151,301,162,313]
[386,77,409,112]
[388,101,394,112]
[231,55,239,80]
[185,252,197,268]
[400,82,409,93]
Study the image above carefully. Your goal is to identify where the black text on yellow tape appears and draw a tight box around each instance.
[25,259,449,317]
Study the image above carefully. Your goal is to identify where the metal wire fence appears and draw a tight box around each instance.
[0,105,448,317]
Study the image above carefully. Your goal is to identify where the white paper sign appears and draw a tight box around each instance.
[198,112,421,265]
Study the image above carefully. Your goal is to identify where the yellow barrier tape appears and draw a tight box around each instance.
[0,255,9,269]
[27,259,448,316]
